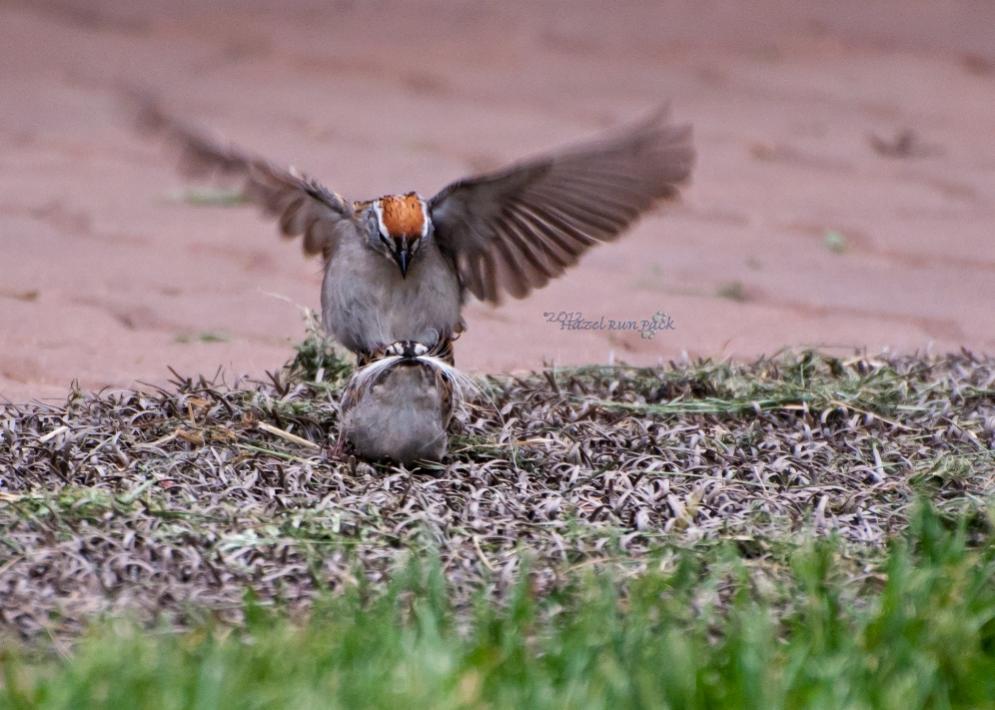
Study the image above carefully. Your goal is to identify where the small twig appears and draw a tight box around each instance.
[134,428,181,449]
[38,425,69,444]
[236,443,314,463]
[256,421,321,450]
[472,535,496,572]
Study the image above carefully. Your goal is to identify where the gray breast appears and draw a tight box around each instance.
[321,239,462,354]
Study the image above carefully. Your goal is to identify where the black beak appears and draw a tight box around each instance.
[393,244,411,278]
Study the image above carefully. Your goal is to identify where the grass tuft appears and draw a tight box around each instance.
[283,308,353,385]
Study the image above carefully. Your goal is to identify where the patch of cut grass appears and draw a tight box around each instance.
[824,229,847,254]
[174,331,230,344]
[716,281,748,302]
[2,348,993,656]
[166,187,248,207]
[585,350,934,418]
[2,505,994,709]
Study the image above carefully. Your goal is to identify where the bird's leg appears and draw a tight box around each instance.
[327,436,347,460]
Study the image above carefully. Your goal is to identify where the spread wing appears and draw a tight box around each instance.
[428,108,694,303]
[133,93,353,261]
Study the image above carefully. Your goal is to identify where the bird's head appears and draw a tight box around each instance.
[366,193,431,277]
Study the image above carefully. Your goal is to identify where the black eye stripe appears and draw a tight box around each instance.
[394,237,420,250]
[379,234,421,251]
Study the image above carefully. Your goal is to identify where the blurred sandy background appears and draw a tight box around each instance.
[1,0,994,402]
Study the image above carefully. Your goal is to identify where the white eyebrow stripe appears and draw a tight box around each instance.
[418,195,430,238]
[372,199,388,237]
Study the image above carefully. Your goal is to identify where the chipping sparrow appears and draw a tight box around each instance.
[136,97,694,364]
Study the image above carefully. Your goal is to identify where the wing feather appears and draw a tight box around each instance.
[429,108,694,303]
[133,93,353,261]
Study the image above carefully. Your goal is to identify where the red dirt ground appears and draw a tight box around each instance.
[2,0,994,403]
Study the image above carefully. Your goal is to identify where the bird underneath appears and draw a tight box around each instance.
[337,339,471,463]
[135,96,695,365]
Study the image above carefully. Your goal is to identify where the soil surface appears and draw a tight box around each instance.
[2,0,994,403]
